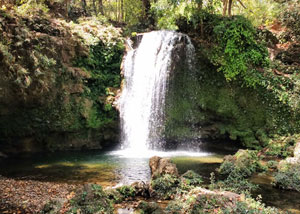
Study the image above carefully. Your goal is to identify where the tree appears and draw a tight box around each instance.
[99,0,104,15]
[223,0,246,16]
[141,0,151,16]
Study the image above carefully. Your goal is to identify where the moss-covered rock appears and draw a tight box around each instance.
[164,14,300,150]
[0,9,124,154]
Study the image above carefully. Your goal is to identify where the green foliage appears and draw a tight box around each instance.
[212,170,258,195]
[266,160,278,169]
[166,189,283,214]
[151,171,204,199]
[212,150,265,195]
[15,0,49,16]
[0,10,123,149]
[265,136,295,158]
[117,185,136,198]
[74,38,123,130]
[278,0,300,41]
[232,0,280,27]
[151,0,222,30]
[180,170,203,189]
[138,201,163,214]
[41,200,63,214]
[274,162,300,192]
[219,150,264,178]
[68,184,114,214]
[151,174,180,199]
[212,16,269,87]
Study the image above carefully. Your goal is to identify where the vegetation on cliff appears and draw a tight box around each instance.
[0,2,124,152]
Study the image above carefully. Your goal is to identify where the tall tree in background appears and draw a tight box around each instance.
[81,0,87,14]
[99,0,104,15]
[223,0,246,16]
[141,0,151,17]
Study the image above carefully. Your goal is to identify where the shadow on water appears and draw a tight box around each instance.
[251,173,300,214]
[0,150,120,185]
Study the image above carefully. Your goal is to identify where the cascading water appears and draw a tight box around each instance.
[118,30,196,156]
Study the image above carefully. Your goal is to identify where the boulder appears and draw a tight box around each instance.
[294,142,300,158]
[149,156,178,178]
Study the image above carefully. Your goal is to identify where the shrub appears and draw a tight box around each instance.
[67,184,113,214]
[215,150,263,195]
[166,189,283,214]
[266,160,278,169]
[117,185,136,198]
[218,150,265,178]
[180,170,203,191]
[212,171,258,195]
[151,174,180,199]
[274,162,300,192]
[137,201,163,214]
[212,16,269,87]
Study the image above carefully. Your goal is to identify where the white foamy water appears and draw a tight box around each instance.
[118,30,198,157]
[110,149,211,159]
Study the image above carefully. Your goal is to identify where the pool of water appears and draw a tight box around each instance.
[1,148,300,213]
[0,148,226,186]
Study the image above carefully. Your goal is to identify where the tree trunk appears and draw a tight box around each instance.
[120,0,124,21]
[98,0,104,15]
[65,0,71,18]
[228,0,233,16]
[142,0,151,16]
[223,0,228,16]
[93,0,97,15]
[81,0,87,14]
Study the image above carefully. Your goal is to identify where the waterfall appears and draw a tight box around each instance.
[118,30,195,154]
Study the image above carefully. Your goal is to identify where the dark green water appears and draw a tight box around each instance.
[0,149,300,213]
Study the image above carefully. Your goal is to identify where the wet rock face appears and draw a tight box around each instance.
[149,156,178,178]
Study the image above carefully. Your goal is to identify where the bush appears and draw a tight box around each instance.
[166,189,283,214]
[274,162,300,192]
[151,174,180,199]
[180,170,203,191]
[266,160,278,169]
[218,150,265,178]
[67,184,113,214]
[137,201,163,214]
[212,171,258,195]
[117,185,136,198]
[212,16,269,87]
[215,150,263,195]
